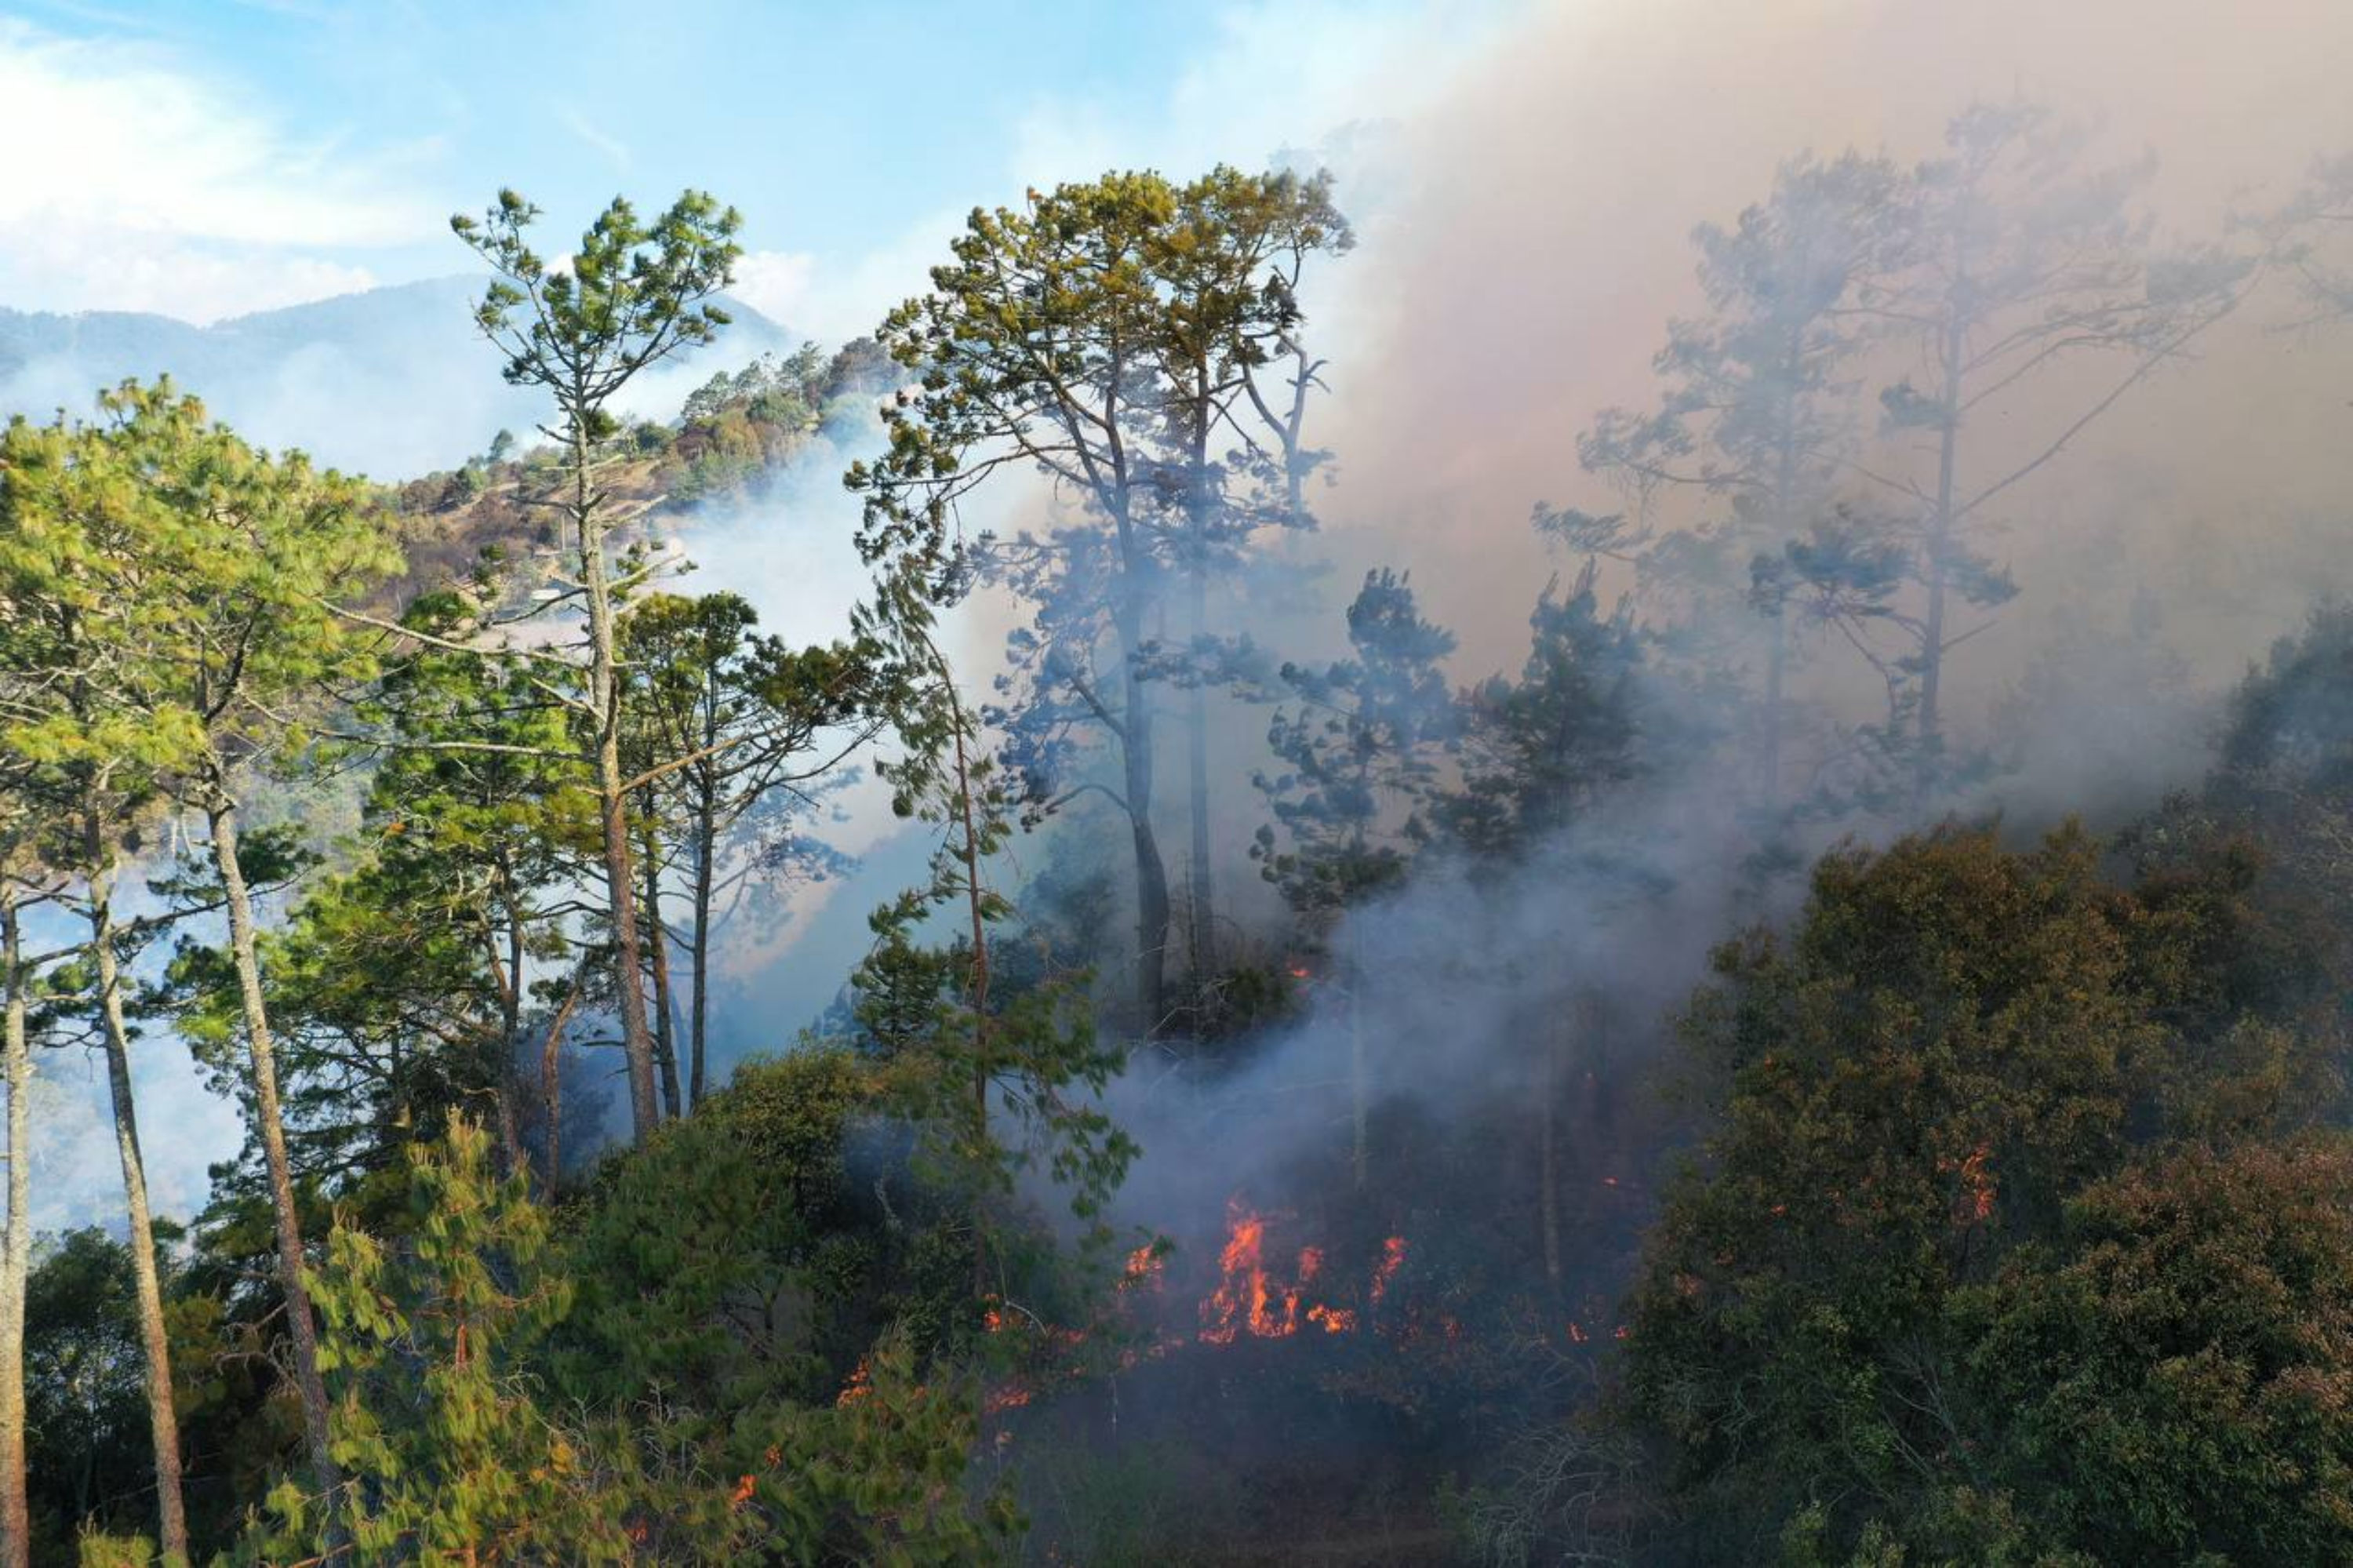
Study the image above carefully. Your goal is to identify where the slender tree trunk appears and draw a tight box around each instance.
[206,802,336,1511]
[1762,330,1804,813]
[689,811,715,1112]
[948,688,995,1304]
[573,421,659,1141]
[1186,568,1215,991]
[86,847,188,1565]
[641,816,682,1121]
[1762,609,1788,809]
[1116,606,1170,1035]
[1347,922,1369,1191]
[538,979,582,1193]
[1184,393,1217,995]
[495,899,526,1181]
[1915,260,1969,799]
[1569,994,1603,1163]
[1540,1006,1564,1300]
[0,887,32,1568]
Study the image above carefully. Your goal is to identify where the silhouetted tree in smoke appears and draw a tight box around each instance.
[1253,568,1457,1186]
[1853,100,2251,799]
[2271,151,2353,324]
[1440,559,1653,857]
[1573,150,1905,806]
[849,166,1350,1035]
[1568,102,2252,817]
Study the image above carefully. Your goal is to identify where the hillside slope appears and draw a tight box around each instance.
[0,276,797,477]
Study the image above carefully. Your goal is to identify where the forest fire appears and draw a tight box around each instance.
[1193,1200,1407,1346]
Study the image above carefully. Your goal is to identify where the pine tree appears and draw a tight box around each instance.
[247,1115,631,1565]
[853,589,1133,1303]
[851,166,1349,1033]
[619,591,877,1111]
[0,381,400,1521]
[453,187,744,1143]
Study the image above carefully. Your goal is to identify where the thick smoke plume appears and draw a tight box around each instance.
[970,0,2353,1347]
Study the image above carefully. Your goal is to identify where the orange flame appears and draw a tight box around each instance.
[1198,1204,1276,1343]
[1307,1304,1355,1333]
[1933,1143,1997,1225]
[1370,1235,1408,1308]
[1122,1243,1165,1290]
[1196,1203,1409,1344]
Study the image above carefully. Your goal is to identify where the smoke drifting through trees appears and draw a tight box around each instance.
[1335,0,2353,703]
[5,2,2353,1562]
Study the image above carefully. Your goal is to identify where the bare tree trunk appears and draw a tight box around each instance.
[1761,337,1803,814]
[689,813,715,1111]
[641,817,682,1121]
[948,687,995,1304]
[86,848,188,1564]
[538,977,583,1192]
[1761,607,1788,811]
[1184,387,1217,999]
[495,901,526,1181]
[1117,609,1170,1035]
[1185,569,1215,992]
[207,802,336,1512]
[1347,926,1369,1191]
[1540,1007,1564,1299]
[573,427,658,1142]
[0,888,32,1568]
[1915,283,1968,799]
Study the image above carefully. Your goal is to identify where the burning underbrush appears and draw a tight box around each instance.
[958,1192,1642,1563]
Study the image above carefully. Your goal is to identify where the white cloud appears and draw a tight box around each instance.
[0,18,433,322]
[729,247,817,329]
[1012,0,1507,186]
[751,1,1515,353]
[734,216,961,347]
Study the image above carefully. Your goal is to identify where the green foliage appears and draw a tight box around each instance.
[242,1115,629,1565]
[1440,558,1655,857]
[1965,1138,2353,1563]
[848,163,1350,578]
[0,379,398,803]
[847,166,1353,1028]
[1623,817,2353,1562]
[853,625,1137,1281]
[1624,826,2155,1552]
[23,1231,150,1552]
[453,189,742,446]
[551,1050,899,1418]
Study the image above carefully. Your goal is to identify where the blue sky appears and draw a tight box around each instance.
[0,0,1514,331]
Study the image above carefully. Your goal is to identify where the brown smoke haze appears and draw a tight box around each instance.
[1321,0,2353,735]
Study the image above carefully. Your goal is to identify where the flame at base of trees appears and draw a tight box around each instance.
[1195,1199,1406,1345]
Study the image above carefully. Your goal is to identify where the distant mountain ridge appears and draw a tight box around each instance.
[0,276,798,478]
